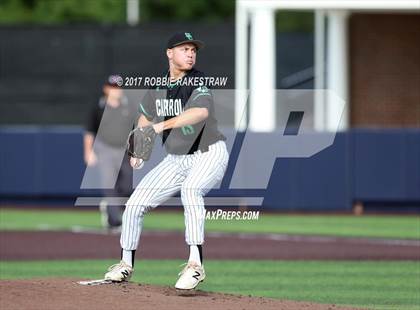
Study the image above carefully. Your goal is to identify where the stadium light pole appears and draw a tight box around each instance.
[314,10,326,131]
[326,10,349,131]
[249,7,276,132]
[127,0,140,25]
[235,1,249,132]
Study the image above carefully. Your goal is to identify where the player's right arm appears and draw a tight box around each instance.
[83,132,97,166]
[84,102,101,166]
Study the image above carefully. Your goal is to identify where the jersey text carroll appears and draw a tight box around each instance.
[155,99,184,117]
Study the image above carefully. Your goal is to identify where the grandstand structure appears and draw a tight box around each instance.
[236,0,420,131]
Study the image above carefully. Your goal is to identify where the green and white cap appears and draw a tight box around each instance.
[166,32,204,50]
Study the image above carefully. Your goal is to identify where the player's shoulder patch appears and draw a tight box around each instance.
[196,85,209,93]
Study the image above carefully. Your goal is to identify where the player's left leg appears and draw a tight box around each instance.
[104,155,185,282]
[176,140,229,289]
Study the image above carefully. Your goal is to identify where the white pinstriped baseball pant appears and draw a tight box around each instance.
[120,140,229,250]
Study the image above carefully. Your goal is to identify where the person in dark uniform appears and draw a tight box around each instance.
[84,75,137,229]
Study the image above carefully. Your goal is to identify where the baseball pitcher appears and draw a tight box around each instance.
[104,32,229,290]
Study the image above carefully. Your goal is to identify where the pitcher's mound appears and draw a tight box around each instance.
[0,278,360,310]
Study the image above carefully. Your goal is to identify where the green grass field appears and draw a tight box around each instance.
[1,208,419,239]
[0,259,419,310]
[1,208,419,309]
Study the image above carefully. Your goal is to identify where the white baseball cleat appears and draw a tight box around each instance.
[175,261,205,290]
[104,261,133,282]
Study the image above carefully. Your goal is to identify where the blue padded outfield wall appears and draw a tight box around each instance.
[0,127,419,210]
[0,127,85,196]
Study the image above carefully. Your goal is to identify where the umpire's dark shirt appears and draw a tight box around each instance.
[86,96,137,148]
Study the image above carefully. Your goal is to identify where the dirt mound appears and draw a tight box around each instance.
[0,278,360,310]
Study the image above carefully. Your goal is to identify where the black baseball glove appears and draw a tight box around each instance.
[126,126,157,161]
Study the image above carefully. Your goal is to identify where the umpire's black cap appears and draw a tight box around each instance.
[167,32,204,50]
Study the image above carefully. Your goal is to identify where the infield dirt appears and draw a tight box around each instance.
[2,230,418,260]
[0,279,363,310]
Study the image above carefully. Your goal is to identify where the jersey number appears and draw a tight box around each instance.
[181,125,195,136]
